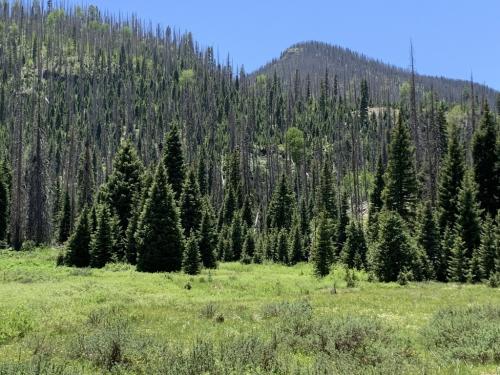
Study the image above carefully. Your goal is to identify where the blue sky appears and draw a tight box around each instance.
[71,0,499,90]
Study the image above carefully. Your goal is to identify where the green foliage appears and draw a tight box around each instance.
[447,230,467,283]
[276,229,289,264]
[183,233,201,275]
[383,115,418,222]
[311,213,332,277]
[478,215,497,279]
[417,202,442,280]
[90,204,113,269]
[341,221,367,270]
[241,195,253,227]
[472,102,499,215]
[229,213,244,261]
[198,202,217,269]
[316,161,337,221]
[267,174,295,230]
[241,229,256,264]
[288,224,303,265]
[57,190,72,244]
[179,169,203,235]
[163,125,185,200]
[136,162,184,272]
[64,208,91,268]
[368,155,385,224]
[336,190,349,255]
[0,166,8,241]
[285,127,305,164]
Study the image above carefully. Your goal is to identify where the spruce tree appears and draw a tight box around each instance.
[136,162,184,273]
[0,171,8,241]
[90,204,113,268]
[312,213,333,277]
[76,141,94,211]
[383,115,418,222]
[58,190,72,243]
[341,221,367,270]
[65,208,91,267]
[368,155,385,222]
[198,203,217,269]
[455,172,482,260]
[276,229,289,264]
[472,102,499,215]
[447,231,467,283]
[229,213,244,261]
[222,187,237,225]
[336,190,349,255]
[468,247,482,283]
[197,151,207,196]
[417,202,442,280]
[267,174,295,230]
[478,216,496,279]
[182,233,201,275]
[438,123,465,232]
[163,125,185,200]
[300,198,310,254]
[317,161,337,221]
[105,139,143,236]
[241,195,253,227]
[288,223,303,265]
[179,169,203,235]
[241,229,256,264]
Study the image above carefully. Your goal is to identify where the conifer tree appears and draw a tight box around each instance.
[226,149,243,207]
[0,171,8,241]
[229,213,244,261]
[64,208,91,267]
[105,139,143,236]
[197,151,207,196]
[478,216,496,279]
[417,202,442,280]
[369,155,385,222]
[241,196,253,227]
[222,187,237,225]
[455,172,482,260]
[217,227,231,261]
[317,161,337,221]
[438,123,465,232]
[241,229,256,264]
[163,125,185,200]
[76,141,94,211]
[267,174,295,230]
[383,115,418,222]
[182,233,201,275]
[58,190,72,243]
[312,213,333,277]
[472,102,499,215]
[198,203,217,269]
[276,229,289,264]
[90,204,113,268]
[370,210,418,282]
[448,231,467,283]
[179,169,203,235]
[300,198,310,254]
[109,213,124,261]
[336,190,349,255]
[468,247,482,283]
[288,224,303,265]
[136,162,184,272]
[341,221,368,270]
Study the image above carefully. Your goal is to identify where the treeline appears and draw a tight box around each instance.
[0,2,499,283]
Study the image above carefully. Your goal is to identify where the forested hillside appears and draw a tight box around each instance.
[253,41,499,105]
[0,1,499,285]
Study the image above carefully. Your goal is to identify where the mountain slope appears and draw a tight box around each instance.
[252,41,497,104]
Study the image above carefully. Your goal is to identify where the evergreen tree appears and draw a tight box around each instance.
[369,155,385,221]
[226,149,242,206]
[198,203,217,269]
[64,208,91,267]
[197,151,208,196]
[311,213,333,277]
[472,102,499,215]
[383,115,418,221]
[336,190,349,255]
[300,197,310,251]
[438,123,465,232]
[76,141,94,211]
[448,231,467,283]
[369,210,418,282]
[136,162,184,272]
[229,213,244,261]
[241,229,256,264]
[182,233,201,275]
[341,221,368,270]
[478,215,496,279]
[0,170,8,241]
[495,211,500,274]
[267,174,295,230]
[105,139,143,235]
[90,204,113,268]
[163,125,185,200]
[288,224,303,265]
[241,195,253,227]
[109,213,124,261]
[417,202,442,280]
[222,187,237,225]
[317,161,337,221]
[276,229,289,264]
[455,172,482,260]
[58,190,72,243]
[435,103,448,159]
[468,247,482,283]
[179,169,203,235]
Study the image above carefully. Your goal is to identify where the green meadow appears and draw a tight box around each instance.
[0,248,499,374]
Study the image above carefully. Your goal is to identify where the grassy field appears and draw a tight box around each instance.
[0,248,499,374]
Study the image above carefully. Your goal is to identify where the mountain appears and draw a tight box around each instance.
[252,41,497,104]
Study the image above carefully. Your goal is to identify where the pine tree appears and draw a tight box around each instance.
[241,229,256,264]
[472,102,499,215]
[435,103,448,159]
[90,204,113,268]
[300,197,310,253]
[417,202,442,280]
[197,151,207,196]
[383,115,418,222]
[163,125,185,200]
[468,247,482,283]
[496,211,500,274]
[105,139,143,236]
[312,214,333,277]
[64,208,91,267]
[109,213,124,261]
[226,149,242,207]
[229,213,244,261]
[336,190,349,255]
[276,229,289,264]
[179,169,203,235]
[198,203,217,269]
[0,170,8,241]
[222,187,237,225]
[76,141,94,211]
[182,233,201,275]
[438,123,465,232]
[448,231,467,283]
[341,221,368,270]
[267,174,295,230]
[478,216,496,279]
[288,224,303,265]
[455,172,482,260]
[369,155,385,222]
[317,161,337,221]
[241,195,253,227]
[136,162,184,273]
[58,190,72,244]
[370,210,418,282]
